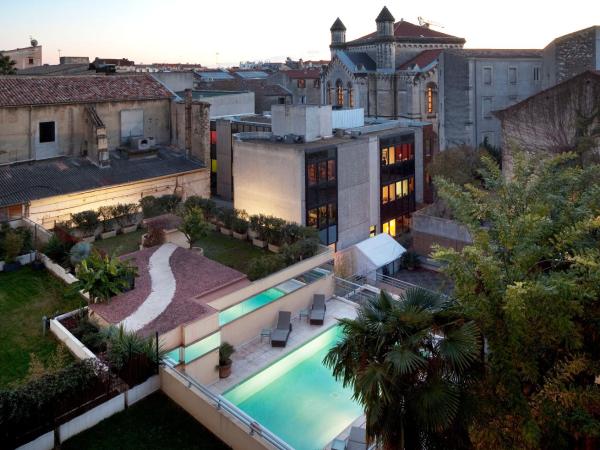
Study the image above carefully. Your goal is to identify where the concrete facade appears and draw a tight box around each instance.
[0,99,171,165]
[2,45,42,70]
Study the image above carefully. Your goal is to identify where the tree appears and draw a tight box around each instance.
[433,152,600,449]
[324,289,481,450]
[179,206,209,248]
[0,54,16,75]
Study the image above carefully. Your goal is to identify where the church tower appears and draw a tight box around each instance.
[330,17,346,58]
[375,6,395,72]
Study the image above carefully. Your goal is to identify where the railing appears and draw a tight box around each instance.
[375,273,420,291]
[334,276,378,305]
[166,366,295,450]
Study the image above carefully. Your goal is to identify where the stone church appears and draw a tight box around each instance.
[323,7,464,129]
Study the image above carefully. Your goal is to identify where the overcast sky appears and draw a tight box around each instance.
[1,0,598,66]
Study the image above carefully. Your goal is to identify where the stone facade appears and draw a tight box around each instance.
[1,44,42,70]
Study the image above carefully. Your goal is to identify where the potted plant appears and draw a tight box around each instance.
[218,208,235,236]
[2,230,23,272]
[217,342,235,379]
[179,207,209,250]
[248,215,261,240]
[232,217,249,240]
[98,206,118,239]
[71,210,100,243]
[265,217,286,253]
[251,215,268,248]
[114,203,139,234]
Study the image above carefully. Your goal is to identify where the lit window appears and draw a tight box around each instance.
[389,182,396,202]
[409,177,414,193]
[211,159,217,173]
[347,83,354,108]
[318,161,327,183]
[327,160,336,182]
[382,186,389,204]
[369,225,376,237]
[337,84,344,106]
[396,181,403,197]
[382,219,396,237]
[308,208,318,227]
[402,179,409,196]
[307,163,318,186]
[388,147,395,164]
[382,221,389,235]
[427,87,433,113]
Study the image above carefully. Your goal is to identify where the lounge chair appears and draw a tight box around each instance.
[309,294,326,325]
[347,426,367,450]
[271,311,292,347]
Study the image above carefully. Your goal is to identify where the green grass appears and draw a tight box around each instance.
[0,267,82,387]
[94,229,145,256]
[194,230,271,275]
[62,392,230,450]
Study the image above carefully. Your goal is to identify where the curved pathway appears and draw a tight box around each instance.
[121,243,177,332]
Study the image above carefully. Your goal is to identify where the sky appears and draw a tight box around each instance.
[1,0,598,67]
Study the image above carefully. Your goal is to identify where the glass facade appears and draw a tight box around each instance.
[380,134,416,237]
[305,147,337,246]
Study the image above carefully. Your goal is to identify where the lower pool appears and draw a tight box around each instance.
[224,326,362,450]
[219,287,285,326]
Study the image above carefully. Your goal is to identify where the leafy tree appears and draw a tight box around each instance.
[179,206,209,248]
[433,152,600,449]
[0,53,16,75]
[324,289,481,450]
[74,251,138,303]
[428,145,489,187]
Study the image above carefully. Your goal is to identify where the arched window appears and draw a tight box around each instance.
[336,79,344,106]
[426,82,437,114]
[326,81,332,105]
[347,82,354,108]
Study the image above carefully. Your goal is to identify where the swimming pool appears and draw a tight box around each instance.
[224,326,362,450]
[218,287,286,326]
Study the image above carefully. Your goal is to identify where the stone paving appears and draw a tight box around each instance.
[210,298,357,394]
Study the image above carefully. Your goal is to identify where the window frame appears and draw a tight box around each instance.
[508,67,517,85]
[483,66,493,86]
[39,121,56,143]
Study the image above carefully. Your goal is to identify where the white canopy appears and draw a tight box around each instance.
[351,233,406,276]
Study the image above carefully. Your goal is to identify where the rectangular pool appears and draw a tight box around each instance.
[218,287,286,326]
[224,326,362,450]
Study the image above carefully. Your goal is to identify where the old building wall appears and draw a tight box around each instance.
[170,100,210,165]
[3,45,42,70]
[0,99,171,164]
[438,51,470,149]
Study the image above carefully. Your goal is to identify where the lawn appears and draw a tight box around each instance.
[62,392,230,450]
[93,229,145,256]
[0,267,82,387]
[194,230,270,275]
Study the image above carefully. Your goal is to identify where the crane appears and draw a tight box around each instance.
[418,17,445,29]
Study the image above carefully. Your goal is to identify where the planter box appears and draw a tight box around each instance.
[122,224,138,234]
[252,238,267,248]
[101,230,117,240]
[268,243,281,253]
[81,235,96,243]
[248,229,259,240]
[220,227,232,236]
[3,261,22,272]
[232,231,247,240]
[16,251,36,265]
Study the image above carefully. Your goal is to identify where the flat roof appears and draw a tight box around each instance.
[0,148,204,207]
[176,90,250,99]
[90,244,250,336]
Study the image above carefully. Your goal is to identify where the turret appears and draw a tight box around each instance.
[330,18,346,45]
[376,6,395,37]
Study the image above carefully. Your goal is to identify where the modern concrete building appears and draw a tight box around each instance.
[232,104,425,249]
[1,39,43,70]
[0,75,211,226]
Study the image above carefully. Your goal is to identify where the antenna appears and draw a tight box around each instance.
[29,36,38,47]
[418,16,445,29]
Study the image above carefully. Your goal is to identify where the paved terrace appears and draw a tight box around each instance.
[210,297,357,394]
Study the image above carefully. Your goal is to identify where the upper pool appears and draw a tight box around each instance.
[224,326,363,450]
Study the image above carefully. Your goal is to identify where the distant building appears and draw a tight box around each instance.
[232,105,427,249]
[269,68,322,105]
[0,75,211,226]
[1,39,42,70]
[495,70,600,175]
[60,56,90,65]
[542,26,600,89]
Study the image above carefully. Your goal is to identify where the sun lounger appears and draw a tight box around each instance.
[309,294,326,325]
[271,311,292,347]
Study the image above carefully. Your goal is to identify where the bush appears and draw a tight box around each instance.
[264,216,286,246]
[140,195,181,218]
[282,223,302,245]
[281,238,319,265]
[73,251,138,303]
[113,203,139,227]
[71,210,100,237]
[183,196,217,220]
[179,207,209,248]
[97,206,116,232]
[218,207,236,229]
[232,217,249,234]
[143,226,166,248]
[44,235,71,265]
[246,255,285,281]
[400,250,420,270]
[249,214,268,240]
[3,229,24,262]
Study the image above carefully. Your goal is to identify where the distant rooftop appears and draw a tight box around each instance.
[0,148,204,207]
[461,49,542,58]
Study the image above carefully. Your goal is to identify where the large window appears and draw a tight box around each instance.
[426,83,437,114]
[306,147,337,246]
[347,82,354,108]
[39,121,55,143]
[336,80,344,106]
[381,143,413,166]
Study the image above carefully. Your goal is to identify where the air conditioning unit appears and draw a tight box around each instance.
[146,137,156,147]
[131,137,150,150]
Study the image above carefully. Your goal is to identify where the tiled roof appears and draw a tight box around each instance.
[0,148,204,207]
[283,68,321,79]
[398,49,442,70]
[354,20,464,43]
[461,49,542,58]
[0,74,173,107]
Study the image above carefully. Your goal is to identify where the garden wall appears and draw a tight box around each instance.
[411,206,473,257]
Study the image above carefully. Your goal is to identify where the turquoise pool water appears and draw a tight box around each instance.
[165,332,221,365]
[219,287,286,326]
[224,326,362,450]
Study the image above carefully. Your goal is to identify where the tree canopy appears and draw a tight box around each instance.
[0,54,16,75]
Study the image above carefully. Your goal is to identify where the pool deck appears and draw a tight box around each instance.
[210,297,358,394]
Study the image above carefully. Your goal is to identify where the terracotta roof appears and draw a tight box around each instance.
[461,49,542,58]
[283,68,321,79]
[330,17,346,32]
[376,6,395,23]
[0,74,173,107]
[398,49,442,70]
[355,20,463,43]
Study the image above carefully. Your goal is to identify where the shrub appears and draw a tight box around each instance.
[97,206,116,232]
[281,222,302,245]
[218,207,236,229]
[44,235,72,264]
[179,207,209,248]
[249,214,268,240]
[140,195,181,218]
[232,217,249,234]
[400,250,420,270]
[143,226,166,248]
[281,238,319,265]
[246,255,285,281]
[71,210,100,236]
[73,251,138,303]
[112,203,139,227]
[71,315,105,353]
[264,216,286,246]
[3,229,24,262]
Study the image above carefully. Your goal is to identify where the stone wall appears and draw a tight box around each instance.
[171,99,211,165]
[411,205,472,256]
[439,51,470,149]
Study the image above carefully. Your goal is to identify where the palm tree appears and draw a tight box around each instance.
[0,54,17,75]
[324,288,481,450]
